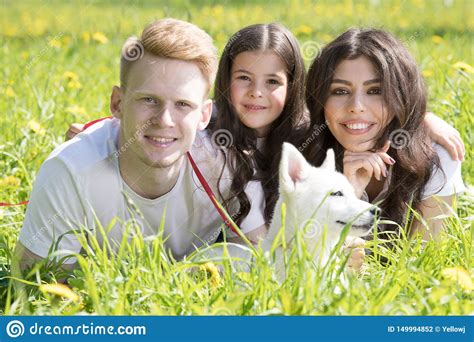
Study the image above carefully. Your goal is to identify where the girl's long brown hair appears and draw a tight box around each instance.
[305,28,440,237]
[213,23,307,225]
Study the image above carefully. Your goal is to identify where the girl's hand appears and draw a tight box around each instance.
[424,112,465,161]
[343,141,394,198]
[65,123,85,141]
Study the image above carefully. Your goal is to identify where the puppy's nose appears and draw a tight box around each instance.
[370,207,381,216]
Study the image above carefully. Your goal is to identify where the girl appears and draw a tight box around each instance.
[304,28,465,241]
[211,23,307,227]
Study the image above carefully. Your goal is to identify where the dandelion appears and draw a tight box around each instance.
[82,32,91,43]
[4,27,18,37]
[67,80,82,90]
[199,262,222,289]
[5,86,15,97]
[422,70,433,77]
[39,283,80,302]
[441,267,473,292]
[61,35,71,46]
[211,5,224,17]
[27,119,46,135]
[48,37,62,48]
[0,176,21,188]
[66,105,87,116]
[453,61,474,74]
[431,35,443,44]
[320,34,333,43]
[294,25,313,36]
[92,32,108,44]
[63,71,79,80]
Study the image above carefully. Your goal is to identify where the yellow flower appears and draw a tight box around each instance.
[61,35,71,46]
[320,34,333,43]
[199,262,222,288]
[66,105,87,116]
[422,70,433,77]
[431,35,443,44]
[27,119,46,135]
[0,176,21,188]
[40,283,80,302]
[294,24,313,36]
[82,31,91,43]
[453,61,474,74]
[63,71,79,80]
[5,86,15,97]
[4,27,18,37]
[67,80,82,90]
[92,32,109,44]
[441,267,473,292]
[48,37,62,48]
[211,5,224,17]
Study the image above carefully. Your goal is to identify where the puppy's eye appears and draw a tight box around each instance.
[330,191,343,197]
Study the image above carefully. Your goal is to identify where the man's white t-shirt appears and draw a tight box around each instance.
[19,118,265,263]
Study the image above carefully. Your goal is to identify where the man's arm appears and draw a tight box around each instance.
[17,157,86,274]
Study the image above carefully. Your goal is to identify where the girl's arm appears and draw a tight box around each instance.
[410,195,455,240]
[424,112,465,161]
[65,123,84,140]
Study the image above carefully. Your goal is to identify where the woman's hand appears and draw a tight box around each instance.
[344,236,366,272]
[65,123,85,141]
[343,141,394,198]
[424,112,465,161]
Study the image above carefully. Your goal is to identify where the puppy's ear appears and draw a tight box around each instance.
[279,143,309,193]
[320,149,336,171]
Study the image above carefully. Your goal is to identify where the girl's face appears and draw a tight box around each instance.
[324,56,392,152]
[230,50,288,137]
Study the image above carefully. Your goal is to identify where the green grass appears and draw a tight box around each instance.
[0,0,473,315]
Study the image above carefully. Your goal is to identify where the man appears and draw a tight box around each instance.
[15,18,266,272]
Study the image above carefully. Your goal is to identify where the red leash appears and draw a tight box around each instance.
[186,152,240,236]
[0,201,29,207]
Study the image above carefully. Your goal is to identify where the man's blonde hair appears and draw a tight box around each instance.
[120,18,217,94]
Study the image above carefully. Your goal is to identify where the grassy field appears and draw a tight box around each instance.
[0,0,472,315]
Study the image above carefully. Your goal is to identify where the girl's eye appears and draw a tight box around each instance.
[237,75,251,81]
[332,88,349,95]
[368,87,382,95]
[267,79,281,85]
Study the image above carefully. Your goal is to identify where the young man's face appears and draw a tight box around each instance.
[111,54,212,170]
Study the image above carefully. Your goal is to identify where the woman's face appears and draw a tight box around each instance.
[324,56,392,152]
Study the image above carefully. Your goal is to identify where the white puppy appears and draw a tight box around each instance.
[194,143,378,276]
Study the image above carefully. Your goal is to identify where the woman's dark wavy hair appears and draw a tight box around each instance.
[212,23,306,225]
[305,28,440,238]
